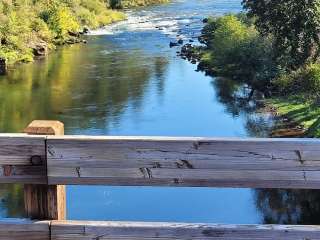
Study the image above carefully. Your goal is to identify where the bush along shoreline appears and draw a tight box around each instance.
[178,1,320,138]
[0,0,170,71]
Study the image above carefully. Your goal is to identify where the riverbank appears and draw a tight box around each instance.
[114,0,170,8]
[0,1,126,67]
[178,14,320,138]
[267,98,320,138]
[0,0,170,69]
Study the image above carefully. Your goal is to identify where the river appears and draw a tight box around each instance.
[0,0,319,225]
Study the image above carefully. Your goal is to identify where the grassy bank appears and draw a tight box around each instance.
[268,98,320,137]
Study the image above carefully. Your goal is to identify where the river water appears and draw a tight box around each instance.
[0,0,319,224]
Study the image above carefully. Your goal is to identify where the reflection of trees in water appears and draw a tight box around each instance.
[255,189,320,224]
[153,57,168,96]
[0,42,169,217]
[0,184,24,218]
[213,77,320,225]
[212,77,273,137]
[0,43,169,133]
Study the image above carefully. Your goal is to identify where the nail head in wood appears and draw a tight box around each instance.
[30,155,43,166]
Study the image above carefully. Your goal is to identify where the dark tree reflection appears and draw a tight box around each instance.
[212,77,273,137]
[255,189,320,224]
[0,184,24,218]
[212,77,320,225]
[0,41,168,133]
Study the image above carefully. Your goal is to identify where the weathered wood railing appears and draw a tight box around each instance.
[1,120,320,239]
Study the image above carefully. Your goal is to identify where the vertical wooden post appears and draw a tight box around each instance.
[23,120,66,220]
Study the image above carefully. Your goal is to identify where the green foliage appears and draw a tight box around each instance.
[0,0,168,64]
[45,4,80,41]
[0,0,126,64]
[201,15,277,92]
[274,63,320,100]
[0,4,36,63]
[242,0,320,69]
[270,97,320,137]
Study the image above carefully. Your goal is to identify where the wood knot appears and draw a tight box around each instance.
[30,155,43,166]
[176,160,194,169]
[140,168,153,179]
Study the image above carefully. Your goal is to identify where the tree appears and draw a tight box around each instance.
[242,0,320,69]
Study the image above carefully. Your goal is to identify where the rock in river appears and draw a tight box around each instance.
[169,41,179,48]
[31,41,48,56]
[0,58,6,75]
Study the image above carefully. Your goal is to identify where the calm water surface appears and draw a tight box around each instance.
[0,0,319,224]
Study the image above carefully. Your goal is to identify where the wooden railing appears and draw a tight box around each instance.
[1,120,320,239]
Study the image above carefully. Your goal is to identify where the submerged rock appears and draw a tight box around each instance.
[177,39,184,45]
[0,58,6,75]
[66,37,81,44]
[82,27,90,34]
[169,41,179,48]
[69,31,80,38]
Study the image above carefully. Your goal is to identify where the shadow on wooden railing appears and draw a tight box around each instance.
[1,120,320,239]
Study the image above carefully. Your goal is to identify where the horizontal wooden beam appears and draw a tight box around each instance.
[46,136,320,189]
[2,220,320,240]
[0,134,46,184]
[50,220,320,240]
[0,220,49,240]
[1,134,320,189]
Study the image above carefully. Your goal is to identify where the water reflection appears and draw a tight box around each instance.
[212,77,273,137]
[0,0,319,225]
[255,189,320,224]
[0,42,168,133]
[0,185,24,218]
[0,38,169,219]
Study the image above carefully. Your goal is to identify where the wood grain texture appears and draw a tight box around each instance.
[24,185,66,220]
[24,120,64,135]
[0,220,49,240]
[51,220,320,240]
[46,136,320,188]
[2,220,320,240]
[24,120,66,220]
[0,134,46,184]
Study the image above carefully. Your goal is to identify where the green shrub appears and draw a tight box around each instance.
[76,7,99,28]
[274,63,320,100]
[201,14,277,92]
[46,5,80,41]
[0,8,34,63]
